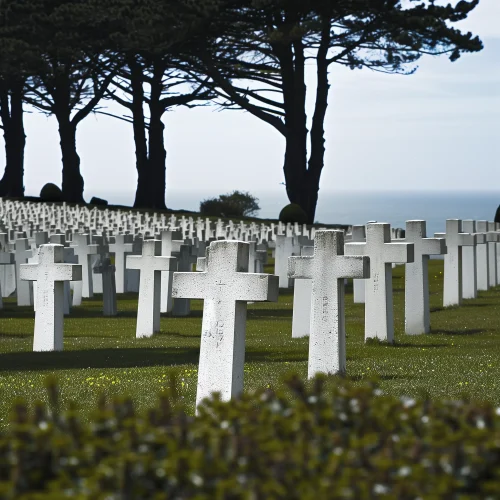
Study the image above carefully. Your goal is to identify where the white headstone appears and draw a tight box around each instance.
[15,238,33,306]
[435,219,476,307]
[126,240,176,338]
[351,225,366,304]
[20,244,82,351]
[345,223,414,342]
[172,240,279,408]
[291,246,314,338]
[160,230,183,313]
[109,234,133,293]
[94,257,117,316]
[461,220,484,300]
[404,221,446,335]
[289,230,369,376]
[476,220,491,291]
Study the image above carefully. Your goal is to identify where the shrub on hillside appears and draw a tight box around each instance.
[279,203,308,224]
[2,374,500,498]
[200,191,260,218]
[39,183,62,202]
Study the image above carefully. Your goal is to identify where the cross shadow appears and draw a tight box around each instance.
[430,328,486,336]
[0,347,309,372]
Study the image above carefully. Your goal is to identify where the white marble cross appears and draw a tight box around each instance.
[109,234,133,294]
[20,244,82,351]
[291,246,314,339]
[172,240,279,408]
[351,225,367,304]
[435,220,476,307]
[160,230,183,313]
[127,240,176,338]
[487,221,499,287]
[461,220,485,300]
[172,244,196,316]
[275,235,298,288]
[289,231,369,377]
[0,251,15,308]
[71,234,99,302]
[345,223,414,342]
[94,257,117,316]
[403,221,446,335]
[15,238,33,306]
[476,220,492,290]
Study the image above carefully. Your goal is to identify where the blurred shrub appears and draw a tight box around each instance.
[1,375,500,498]
[39,183,62,202]
[279,203,308,223]
[200,191,259,218]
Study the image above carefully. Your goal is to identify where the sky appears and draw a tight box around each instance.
[7,0,500,219]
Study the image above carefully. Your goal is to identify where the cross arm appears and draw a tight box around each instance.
[126,255,144,270]
[19,263,39,281]
[234,273,279,302]
[458,234,477,246]
[422,238,447,256]
[53,264,83,281]
[288,256,314,280]
[338,255,370,280]
[384,242,414,264]
[485,233,499,242]
[172,272,207,299]
[344,242,367,257]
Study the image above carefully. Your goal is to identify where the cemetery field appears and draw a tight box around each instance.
[0,258,499,424]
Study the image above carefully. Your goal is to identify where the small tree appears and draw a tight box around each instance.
[200,190,260,218]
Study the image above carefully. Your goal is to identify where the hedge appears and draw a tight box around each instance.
[0,374,499,498]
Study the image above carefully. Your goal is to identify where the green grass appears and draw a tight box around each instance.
[0,258,499,424]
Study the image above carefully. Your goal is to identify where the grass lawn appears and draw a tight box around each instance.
[0,258,499,424]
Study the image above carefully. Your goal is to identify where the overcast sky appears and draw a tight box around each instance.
[10,0,500,213]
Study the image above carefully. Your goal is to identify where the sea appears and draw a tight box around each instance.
[107,189,500,239]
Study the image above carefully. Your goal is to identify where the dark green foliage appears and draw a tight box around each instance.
[39,183,62,202]
[200,190,260,217]
[89,196,108,206]
[2,375,500,498]
[279,203,308,223]
[494,205,500,224]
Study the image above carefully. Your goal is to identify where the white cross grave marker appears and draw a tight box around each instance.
[172,240,279,408]
[345,223,414,342]
[126,240,176,338]
[461,220,485,300]
[0,251,15,309]
[351,225,367,304]
[94,257,117,316]
[403,221,446,335]
[160,230,183,313]
[289,230,369,376]
[15,238,33,306]
[109,234,133,294]
[291,246,314,338]
[20,244,82,351]
[71,234,99,302]
[435,220,476,307]
[476,220,491,291]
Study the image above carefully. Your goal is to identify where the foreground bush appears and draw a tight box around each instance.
[1,375,500,498]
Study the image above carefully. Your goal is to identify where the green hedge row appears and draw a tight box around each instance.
[0,374,499,499]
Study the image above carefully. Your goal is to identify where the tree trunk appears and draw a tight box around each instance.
[146,62,167,210]
[280,39,310,220]
[128,57,150,209]
[57,116,84,203]
[0,81,26,197]
[303,23,331,224]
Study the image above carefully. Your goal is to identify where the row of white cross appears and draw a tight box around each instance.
[13,218,498,409]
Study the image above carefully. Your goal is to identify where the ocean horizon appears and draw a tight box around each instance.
[98,189,500,239]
